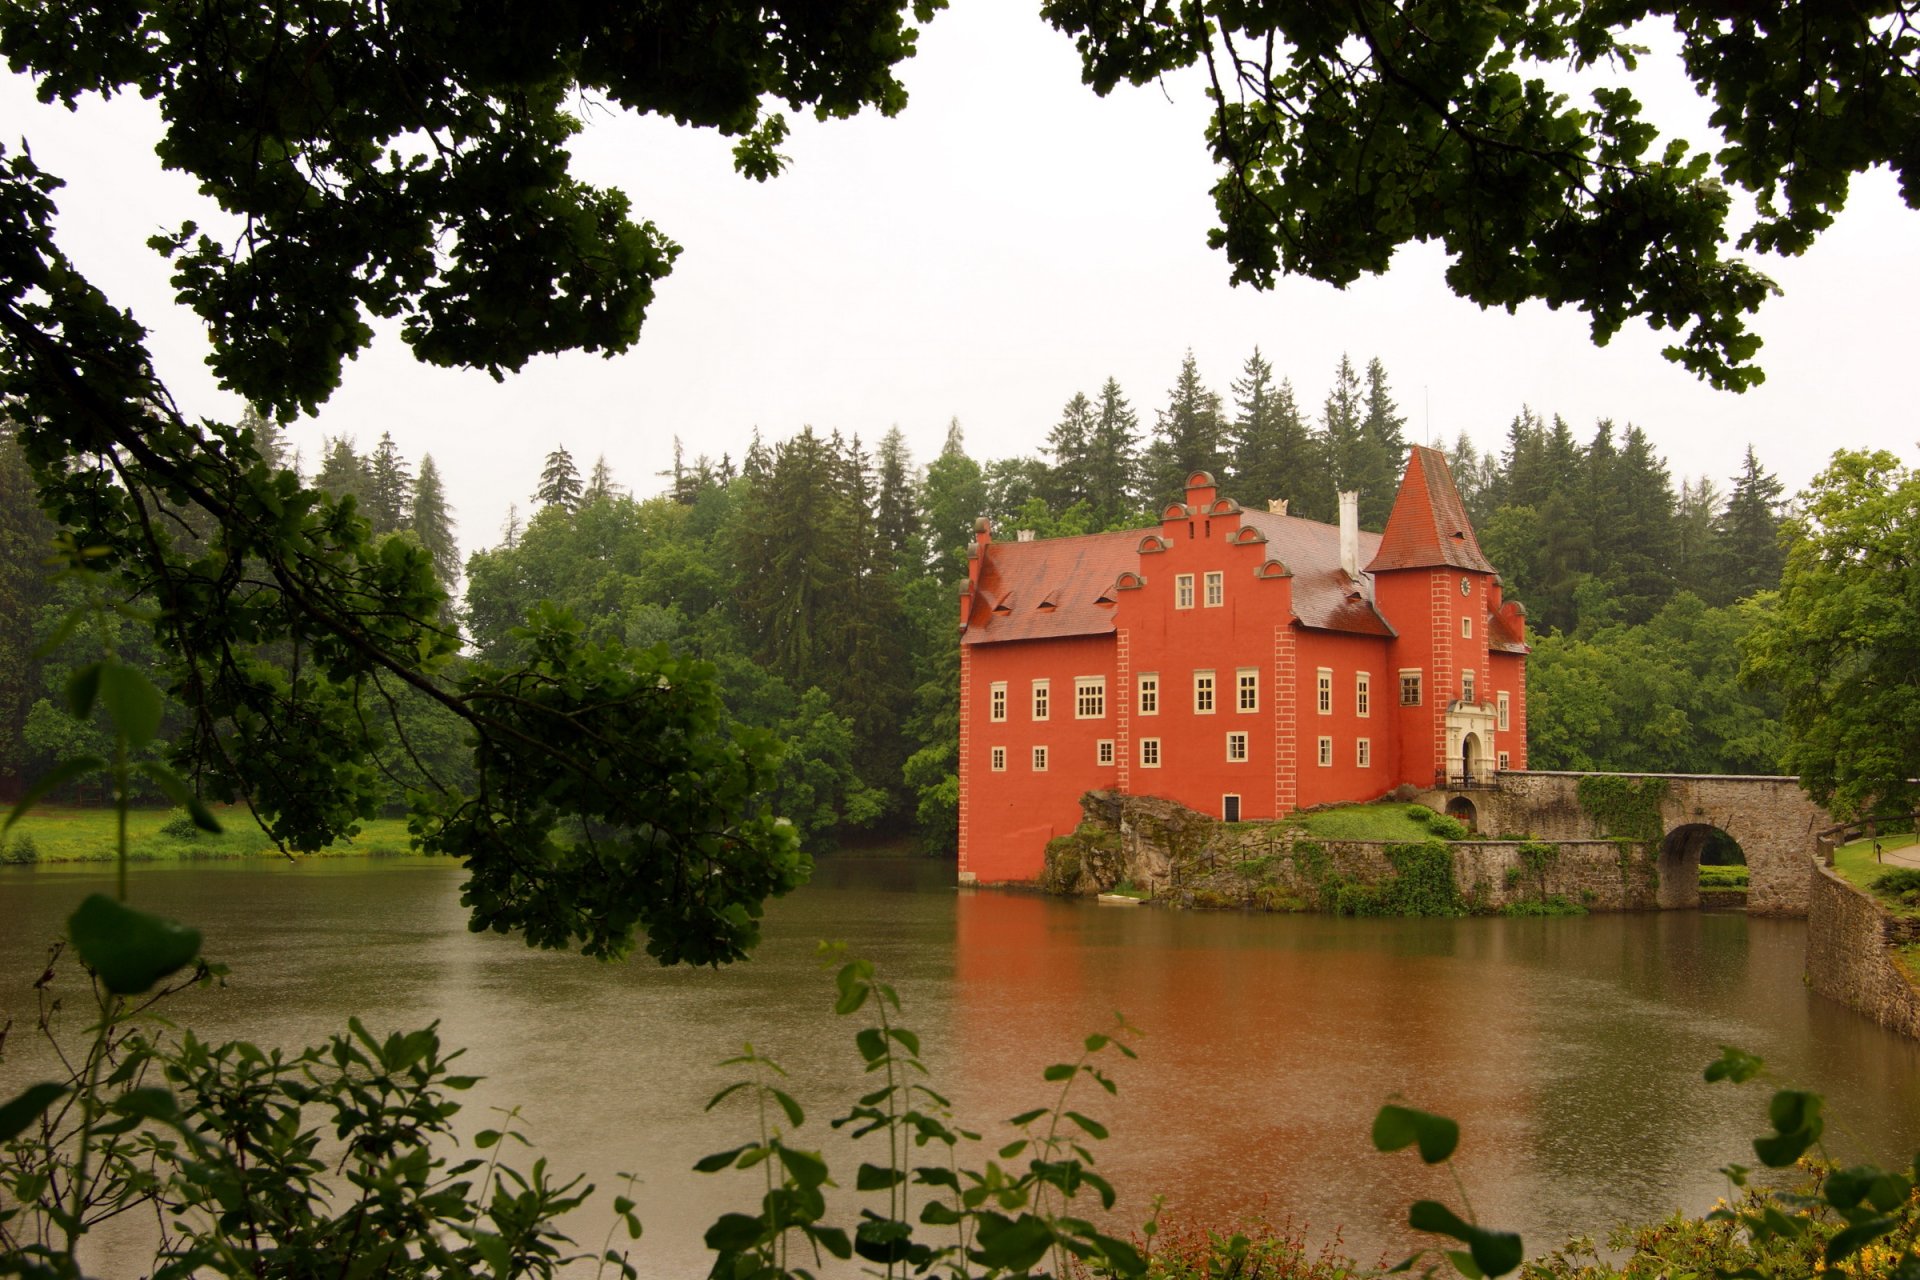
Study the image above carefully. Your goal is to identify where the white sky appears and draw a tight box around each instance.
[5,4,1915,559]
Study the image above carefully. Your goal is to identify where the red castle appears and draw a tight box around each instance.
[956,446,1529,883]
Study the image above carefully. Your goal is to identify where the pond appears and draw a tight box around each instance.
[3,854,1917,1276]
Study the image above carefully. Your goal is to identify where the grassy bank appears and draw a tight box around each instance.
[1288,801,1448,842]
[0,806,418,865]
[1833,832,1920,916]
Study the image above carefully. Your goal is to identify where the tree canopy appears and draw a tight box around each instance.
[1041,0,1919,391]
[0,0,944,964]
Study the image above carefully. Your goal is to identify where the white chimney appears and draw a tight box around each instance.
[1338,490,1359,579]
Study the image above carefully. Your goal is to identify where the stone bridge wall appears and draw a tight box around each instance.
[1430,771,1831,916]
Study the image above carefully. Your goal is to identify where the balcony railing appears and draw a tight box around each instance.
[1434,765,1499,791]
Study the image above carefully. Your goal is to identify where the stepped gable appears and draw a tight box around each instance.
[1237,508,1393,636]
[1365,445,1495,574]
[962,530,1137,644]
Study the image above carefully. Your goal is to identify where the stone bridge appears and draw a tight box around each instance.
[1423,771,1832,916]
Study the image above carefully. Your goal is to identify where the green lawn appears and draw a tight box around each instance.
[1,806,419,864]
[1833,832,1920,915]
[1288,802,1442,842]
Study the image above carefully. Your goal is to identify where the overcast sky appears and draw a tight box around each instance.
[6,5,1915,559]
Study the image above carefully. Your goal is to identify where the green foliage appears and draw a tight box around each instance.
[1576,776,1669,843]
[1046,1,1920,391]
[1743,450,1920,817]
[695,951,1149,1279]
[1319,840,1464,918]
[1699,865,1750,891]
[1500,896,1587,918]
[1426,814,1471,841]
[1871,867,1920,910]
[157,811,201,840]
[1142,1212,1358,1280]
[0,831,35,864]
[1291,802,1441,842]
[0,927,633,1280]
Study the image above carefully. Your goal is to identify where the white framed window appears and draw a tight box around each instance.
[1356,738,1371,768]
[1356,672,1371,718]
[1462,669,1477,703]
[1194,670,1216,714]
[1138,673,1159,715]
[1097,739,1115,766]
[1175,573,1195,609]
[1400,669,1423,706]
[1075,676,1106,719]
[1140,737,1162,768]
[989,682,1007,723]
[1032,679,1050,721]
[1226,731,1248,762]
[1497,691,1511,731]
[1237,668,1258,713]
[1317,736,1333,767]
[1203,571,1224,607]
[1462,617,1473,639]
[1497,751,1511,771]
[1032,746,1048,772]
[1316,668,1333,715]
[990,746,1007,772]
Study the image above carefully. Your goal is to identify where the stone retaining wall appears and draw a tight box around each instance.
[1042,792,1661,911]
[1806,863,1920,1039]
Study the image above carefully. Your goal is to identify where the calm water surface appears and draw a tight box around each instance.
[3,855,1918,1276]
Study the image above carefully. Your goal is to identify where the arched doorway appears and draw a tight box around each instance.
[1659,823,1747,910]
[1460,733,1483,785]
[1445,796,1478,833]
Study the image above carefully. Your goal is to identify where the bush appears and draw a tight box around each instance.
[1871,866,1920,907]
[1426,813,1470,841]
[1406,805,1435,825]
[1699,864,1750,890]
[159,811,202,840]
[1,832,38,865]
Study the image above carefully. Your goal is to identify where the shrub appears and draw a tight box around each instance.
[1,832,37,865]
[1406,805,1435,825]
[1871,866,1920,907]
[159,811,203,840]
[1425,813,1470,841]
[1699,865,1750,890]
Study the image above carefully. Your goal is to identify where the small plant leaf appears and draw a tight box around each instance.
[1375,1105,1459,1164]
[0,1083,66,1142]
[68,893,202,994]
[1705,1045,1765,1084]
[98,662,163,747]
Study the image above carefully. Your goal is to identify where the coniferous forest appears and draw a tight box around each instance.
[0,350,1793,852]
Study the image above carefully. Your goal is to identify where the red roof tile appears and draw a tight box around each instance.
[961,510,1395,643]
[1365,446,1495,575]
[963,531,1137,644]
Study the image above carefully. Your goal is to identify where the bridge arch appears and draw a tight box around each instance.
[1443,772,1831,916]
[1657,823,1746,909]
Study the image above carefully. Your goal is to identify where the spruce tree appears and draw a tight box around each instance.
[1229,352,1327,521]
[1044,391,1097,510]
[314,436,372,509]
[1085,378,1141,528]
[875,426,919,568]
[1355,358,1409,527]
[584,454,619,504]
[1144,350,1226,503]
[1713,445,1788,603]
[921,419,987,580]
[410,454,461,590]
[1673,474,1723,601]
[534,446,583,510]
[365,431,414,533]
[1320,354,1365,507]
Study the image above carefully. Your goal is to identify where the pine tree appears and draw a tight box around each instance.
[534,446,582,510]
[1084,378,1140,528]
[1044,391,1097,509]
[1320,354,1365,504]
[1605,425,1680,624]
[411,454,460,590]
[500,503,522,549]
[1713,445,1788,603]
[921,420,987,580]
[365,431,414,533]
[238,404,292,471]
[1144,350,1226,503]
